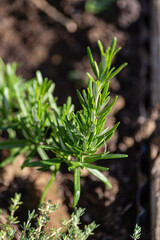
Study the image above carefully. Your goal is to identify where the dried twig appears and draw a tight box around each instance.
[30,0,78,32]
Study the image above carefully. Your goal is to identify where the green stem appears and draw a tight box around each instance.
[37,147,61,204]
[39,170,56,204]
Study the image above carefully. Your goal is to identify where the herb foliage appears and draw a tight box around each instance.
[0,38,127,206]
[0,193,98,240]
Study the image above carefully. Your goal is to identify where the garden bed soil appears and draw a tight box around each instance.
[0,0,154,239]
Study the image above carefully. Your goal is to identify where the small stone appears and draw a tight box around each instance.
[123,136,134,148]
[150,144,159,160]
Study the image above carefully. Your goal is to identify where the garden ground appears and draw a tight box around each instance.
[0,0,154,239]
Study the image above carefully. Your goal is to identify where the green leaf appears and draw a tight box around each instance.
[102,153,128,159]
[99,96,110,112]
[85,153,128,163]
[14,84,28,116]
[87,47,98,77]
[36,70,43,85]
[66,127,75,142]
[98,96,118,117]
[87,132,95,146]
[97,122,120,142]
[87,168,112,189]
[37,147,49,160]
[86,72,95,82]
[100,55,107,74]
[0,123,18,131]
[76,112,86,126]
[96,127,109,137]
[40,144,72,155]
[92,82,97,99]
[76,90,87,110]
[107,63,128,80]
[88,123,95,133]
[32,107,39,124]
[101,66,115,82]
[22,161,45,168]
[94,61,99,77]
[82,89,89,107]
[68,161,81,170]
[18,118,34,140]
[95,132,113,149]
[4,87,9,114]
[73,168,81,207]
[82,163,109,171]
[59,137,67,151]
[84,153,106,162]
[0,140,30,149]
[38,158,64,166]
[96,113,107,128]
[40,144,57,150]
[109,37,117,57]
[37,166,50,171]
[112,47,121,59]
[98,40,104,56]
[42,82,55,103]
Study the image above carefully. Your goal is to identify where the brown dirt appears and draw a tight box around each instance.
[0,0,153,239]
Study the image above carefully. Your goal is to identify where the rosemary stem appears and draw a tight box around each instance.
[40,170,56,204]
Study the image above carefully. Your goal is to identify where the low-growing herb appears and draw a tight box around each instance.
[0,194,141,239]
[0,193,98,240]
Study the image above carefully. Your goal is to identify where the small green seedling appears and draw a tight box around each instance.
[131,224,141,240]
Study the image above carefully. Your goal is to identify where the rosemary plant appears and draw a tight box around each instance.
[0,68,57,166]
[0,38,127,206]
[22,37,128,206]
[0,59,23,132]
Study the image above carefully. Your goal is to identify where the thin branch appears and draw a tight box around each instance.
[29,0,78,32]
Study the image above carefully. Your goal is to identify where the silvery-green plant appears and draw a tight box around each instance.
[0,193,98,240]
[0,38,127,206]
[0,194,141,239]
[131,224,141,240]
